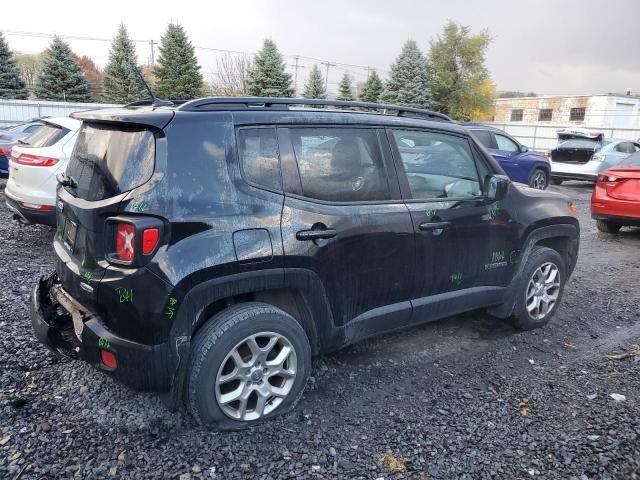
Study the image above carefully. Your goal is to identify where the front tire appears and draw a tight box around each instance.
[510,246,565,331]
[529,168,549,190]
[186,303,311,430]
[596,219,621,234]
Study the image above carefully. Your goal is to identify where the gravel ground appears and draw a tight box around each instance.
[1,179,639,480]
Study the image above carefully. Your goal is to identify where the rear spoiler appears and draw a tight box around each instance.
[70,107,174,130]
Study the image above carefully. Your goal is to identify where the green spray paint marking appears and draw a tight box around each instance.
[487,204,499,219]
[116,287,133,303]
[426,208,437,217]
[97,338,111,349]
[450,272,463,286]
[82,271,94,283]
[165,297,179,320]
[129,201,148,213]
[491,250,506,263]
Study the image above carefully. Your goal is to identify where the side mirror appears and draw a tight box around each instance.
[484,174,510,201]
[520,145,529,153]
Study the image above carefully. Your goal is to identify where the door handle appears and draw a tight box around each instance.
[419,221,450,232]
[296,228,337,241]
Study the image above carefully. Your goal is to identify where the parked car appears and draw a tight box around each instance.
[30,98,579,430]
[0,119,46,177]
[549,128,640,185]
[4,117,81,226]
[591,150,640,233]
[466,124,551,189]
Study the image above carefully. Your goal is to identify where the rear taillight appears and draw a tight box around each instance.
[543,151,550,158]
[100,350,117,369]
[116,223,135,262]
[0,147,11,156]
[18,201,55,211]
[13,153,59,167]
[597,174,621,183]
[142,228,160,255]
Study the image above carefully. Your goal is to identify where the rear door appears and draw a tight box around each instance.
[279,126,416,330]
[388,128,518,321]
[55,122,159,308]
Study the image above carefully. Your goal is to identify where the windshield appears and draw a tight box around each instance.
[19,122,69,147]
[620,151,640,167]
[66,123,156,201]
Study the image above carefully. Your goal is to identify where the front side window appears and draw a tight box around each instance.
[237,128,281,190]
[392,130,482,200]
[289,128,390,202]
[495,134,520,153]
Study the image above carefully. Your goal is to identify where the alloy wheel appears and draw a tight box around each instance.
[215,332,298,421]
[532,171,547,189]
[525,262,561,320]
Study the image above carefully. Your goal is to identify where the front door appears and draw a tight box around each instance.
[490,132,523,181]
[279,126,415,329]
[388,128,517,321]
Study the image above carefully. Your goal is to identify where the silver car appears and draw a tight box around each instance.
[549,128,640,185]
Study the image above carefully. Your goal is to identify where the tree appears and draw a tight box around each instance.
[380,40,432,108]
[336,73,354,101]
[0,33,28,99]
[72,54,105,101]
[154,23,203,99]
[34,36,91,102]
[359,70,384,103]
[213,54,252,96]
[429,21,493,121]
[247,39,293,97]
[15,52,46,91]
[102,24,148,103]
[303,65,326,99]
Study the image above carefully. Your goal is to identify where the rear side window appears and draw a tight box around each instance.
[67,123,155,201]
[289,128,390,202]
[20,122,69,148]
[392,130,482,200]
[470,129,495,149]
[237,128,281,190]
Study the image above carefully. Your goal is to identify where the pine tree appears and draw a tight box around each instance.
[380,40,432,108]
[102,24,148,103]
[359,70,384,103]
[303,65,326,99]
[154,23,203,99]
[34,36,91,102]
[336,73,354,102]
[0,33,28,99]
[247,39,293,97]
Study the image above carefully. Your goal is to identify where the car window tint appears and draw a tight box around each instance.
[237,128,281,190]
[20,122,69,148]
[289,128,390,202]
[495,134,520,153]
[392,130,482,200]
[616,142,635,154]
[470,129,494,149]
[23,124,41,134]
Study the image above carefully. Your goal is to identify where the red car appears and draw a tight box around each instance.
[591,150,640,233]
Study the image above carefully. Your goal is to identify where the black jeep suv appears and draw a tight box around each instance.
[30,98,579,430]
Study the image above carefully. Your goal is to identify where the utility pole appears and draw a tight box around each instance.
[321,61,335,94]
[289,56,305,96]
[149,40,157,67]
[366,66,371,80]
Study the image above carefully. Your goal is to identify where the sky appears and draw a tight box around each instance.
[2,0,639,97]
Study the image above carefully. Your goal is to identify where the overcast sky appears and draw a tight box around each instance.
[2,0,639,96]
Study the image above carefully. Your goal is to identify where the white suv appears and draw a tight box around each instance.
[5,117,81,226]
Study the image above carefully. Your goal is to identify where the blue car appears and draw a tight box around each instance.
[466,124,550,189]
[0,119,45,177]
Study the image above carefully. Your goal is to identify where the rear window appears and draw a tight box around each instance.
[20,122,69,148]
[621,151,640,167]
[66,123,155,201]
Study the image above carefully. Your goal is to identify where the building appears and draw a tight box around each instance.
[493,94,640,129]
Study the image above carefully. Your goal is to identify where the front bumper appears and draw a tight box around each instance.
[30,272,170,392]
[5,195,56,226]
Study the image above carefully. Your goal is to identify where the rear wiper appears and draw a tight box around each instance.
[17,138,29,145]
[56,172,78,189]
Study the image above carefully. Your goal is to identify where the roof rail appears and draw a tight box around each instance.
[177,97,452,122]
[124,99,188,107]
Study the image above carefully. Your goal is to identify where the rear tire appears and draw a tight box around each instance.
[510,246,565,331]
[596,219,621,233]
[529,168,549,189]
[186,302,311,430]
[552,177,563,186]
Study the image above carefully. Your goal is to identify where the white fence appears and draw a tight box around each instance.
[488,122,640,151]
[0,99,119,127]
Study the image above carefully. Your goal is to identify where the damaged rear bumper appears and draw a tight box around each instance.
[30,272,171,392]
